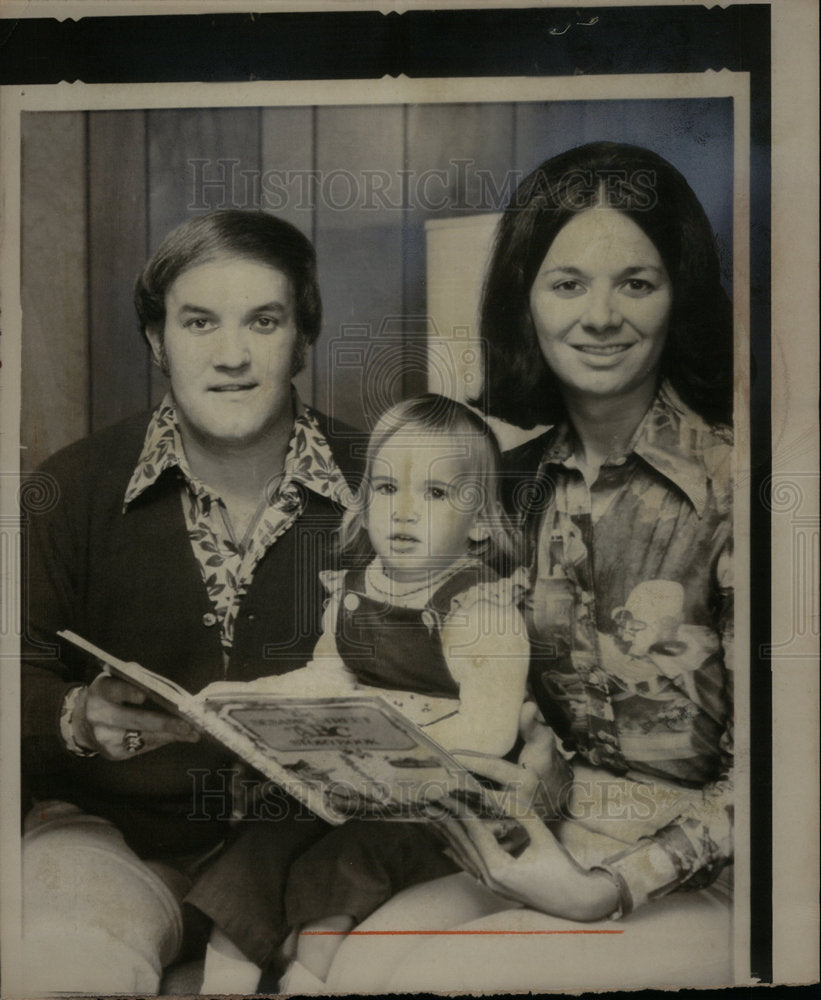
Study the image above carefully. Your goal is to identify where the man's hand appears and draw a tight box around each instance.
[71,673,199,760]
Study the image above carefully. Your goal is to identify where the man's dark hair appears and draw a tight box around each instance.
[475,141,733,428]
[134,210,322,373]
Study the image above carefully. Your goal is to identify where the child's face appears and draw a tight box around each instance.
[367,432,483,582]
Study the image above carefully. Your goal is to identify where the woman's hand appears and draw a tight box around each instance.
[443,806,620,921]
[443,752,619,922]
[71,674,199,760]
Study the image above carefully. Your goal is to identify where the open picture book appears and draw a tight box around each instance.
[57,630,529,874]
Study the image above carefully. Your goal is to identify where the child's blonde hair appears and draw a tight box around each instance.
[339,394,519,569]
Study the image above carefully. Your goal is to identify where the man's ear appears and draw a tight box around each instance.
[145,326,168,375]
[290,331,309,378]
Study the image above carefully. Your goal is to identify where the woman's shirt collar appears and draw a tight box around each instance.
[537,380,732,518]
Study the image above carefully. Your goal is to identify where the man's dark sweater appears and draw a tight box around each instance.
[21,407,363,857]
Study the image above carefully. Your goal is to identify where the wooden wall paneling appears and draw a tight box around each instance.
[405,103,514,402]
[514,100,734,268]
[88,111,150,433]
[20,111,88,470]
[314,105,404,430]
[514,100,626,176]
[146,107,263,404]
[260,106,316,406]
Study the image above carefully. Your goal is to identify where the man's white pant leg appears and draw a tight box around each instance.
[21,802,184,996]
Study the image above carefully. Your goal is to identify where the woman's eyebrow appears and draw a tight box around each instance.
[177,303,218,317]
[539,264,665,278]
[619,265,666,277]
[538,265,585,277]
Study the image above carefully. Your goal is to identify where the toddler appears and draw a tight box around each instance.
[198,394,530,992]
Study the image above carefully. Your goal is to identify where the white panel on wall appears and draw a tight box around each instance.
[425,213,546,451]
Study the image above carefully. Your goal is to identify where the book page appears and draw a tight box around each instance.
[57,629,193,714]
[202,693,508,822]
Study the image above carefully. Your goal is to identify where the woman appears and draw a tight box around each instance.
[324,142,735,991]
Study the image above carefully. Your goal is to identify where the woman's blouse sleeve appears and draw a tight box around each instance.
[597,532,734,911]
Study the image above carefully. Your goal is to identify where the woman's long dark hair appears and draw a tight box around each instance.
[475,142,733,429]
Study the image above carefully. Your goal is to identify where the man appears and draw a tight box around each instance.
[20,210,363,994]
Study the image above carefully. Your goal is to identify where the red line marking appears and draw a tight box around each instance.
[301,929,624,936]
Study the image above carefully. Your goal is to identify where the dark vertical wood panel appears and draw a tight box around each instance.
[260,107,315,406]
[314,105,404,430]
[20,111,88,470]
[146,108,262,403]
[260,107,315,231]
[88,111,149,432]
[514,100,734,274]
[405,103,514,400]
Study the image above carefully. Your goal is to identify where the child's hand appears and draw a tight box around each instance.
[517,702,574,819]
[198,677,283,699]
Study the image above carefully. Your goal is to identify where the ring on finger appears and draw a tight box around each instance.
[123,729,145,753]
